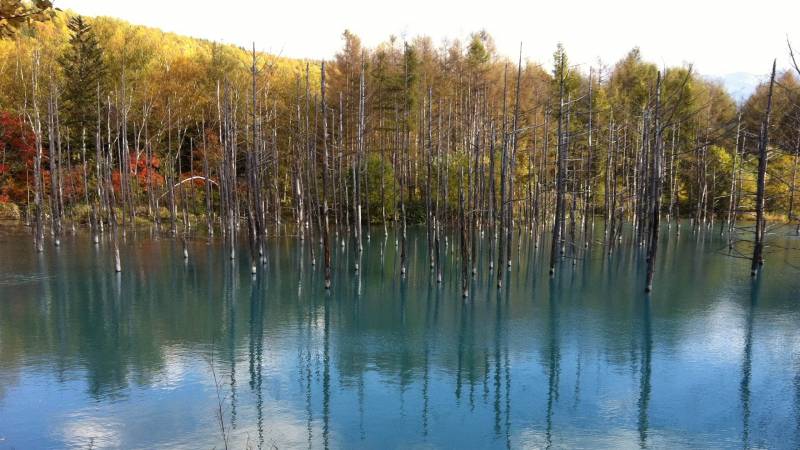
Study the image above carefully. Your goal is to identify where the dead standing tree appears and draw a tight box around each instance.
[320,62,333,289]
[788,40,800,234]
[27,50,45,252]
[246,43,267,275]
[645,72,663,293]
[751,60,776,277]
[497,65,509,287]
[505,46,522,271]
[549,55,566,276]
[459,168,469,298]
[46,79,62,246]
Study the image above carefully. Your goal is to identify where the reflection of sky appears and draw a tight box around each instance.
[514,426,708,449]
[1,227,800,448]
[1,353,332,449]
[6,314,795,449]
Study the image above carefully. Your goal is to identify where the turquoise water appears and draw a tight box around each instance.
[1,223,799,449]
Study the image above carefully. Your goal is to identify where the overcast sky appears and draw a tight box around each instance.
[58,0,798,79]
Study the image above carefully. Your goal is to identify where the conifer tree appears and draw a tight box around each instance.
[58,15,106,140]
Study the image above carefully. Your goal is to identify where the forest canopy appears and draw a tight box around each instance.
[0,7,798,255]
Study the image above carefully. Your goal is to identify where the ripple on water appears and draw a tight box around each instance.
[0,273,53,287]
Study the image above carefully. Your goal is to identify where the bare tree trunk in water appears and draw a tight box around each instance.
[788,127,799,235]
[488,122,497,269]
[645,72,663,293]
[459,169,469,298]
[550,56,566,275]
[167,101,178,236]
[425,90,434,269]
[506,46,522,269]
[320,62,332,289]
[725,115,741,240]
[583,69,594,248]
[497,65,508,288]
[29,51,44,252]
[202,120,214,237]
[399,44,410,277]
[47,83,62,246]
[106,103,121,273]
[751,60,775,277]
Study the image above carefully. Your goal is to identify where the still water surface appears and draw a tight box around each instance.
[1,224,799,449]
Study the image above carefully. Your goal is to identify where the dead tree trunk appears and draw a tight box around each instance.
[725,115,741,239]
[202,120,213,237]
[29,51,44,252]
[320,62,332,289]
[788,123,799,234]
[425,89,434,269]
[459,169,469,298]
[583,69,594,247]
[353,65,366,266]
[549,56,566,275]
[751,60,776,276]
[47,82,62,246]
[645,72,663,293]
[497,65,508,288]
[506,47,522,269]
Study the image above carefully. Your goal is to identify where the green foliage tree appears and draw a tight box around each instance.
[58,15,105,139]
[607,48,658,119]
[551,43,580,98]
[5,10,795,233]
[466,32,491,68]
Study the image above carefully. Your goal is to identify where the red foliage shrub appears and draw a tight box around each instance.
[0,111,37,204]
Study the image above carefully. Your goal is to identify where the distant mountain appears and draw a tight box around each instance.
[718,72,763,104]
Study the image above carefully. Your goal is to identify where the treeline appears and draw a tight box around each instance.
[1,8,799,290]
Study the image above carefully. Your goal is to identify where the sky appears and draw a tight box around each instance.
[57,0,799,82]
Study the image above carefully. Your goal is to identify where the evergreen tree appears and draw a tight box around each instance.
[58,15,106,139]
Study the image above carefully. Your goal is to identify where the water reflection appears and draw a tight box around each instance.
[546,276,561,450]
[0,225,799,449]
[741,275,758,449]
[638,297,651,449]
[249,276,265,449]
